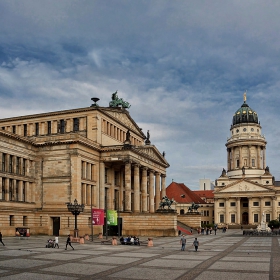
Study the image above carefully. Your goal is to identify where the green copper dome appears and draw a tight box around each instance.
[232,97,258,125]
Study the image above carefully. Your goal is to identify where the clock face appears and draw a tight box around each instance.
[243,128,247,132]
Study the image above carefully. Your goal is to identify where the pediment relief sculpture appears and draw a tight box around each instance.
[217,181,273,193]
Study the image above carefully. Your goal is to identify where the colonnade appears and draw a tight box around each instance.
[214,196,277,225]
[97,161,166,213]
[227,145,266,170]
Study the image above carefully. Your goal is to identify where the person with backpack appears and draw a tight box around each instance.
[193,237,199,252]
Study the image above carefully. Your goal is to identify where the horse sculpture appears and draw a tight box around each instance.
[188,202,200,212]
[109,91,131,109]
[159,196,174,210]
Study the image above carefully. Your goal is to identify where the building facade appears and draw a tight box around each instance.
[214,93,280,227]
[0,95,169,236]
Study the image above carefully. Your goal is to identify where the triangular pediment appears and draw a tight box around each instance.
[134,146,169,167]
[215,179,274,193]
[104,110,144,136]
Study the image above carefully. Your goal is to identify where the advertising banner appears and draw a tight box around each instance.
[107,210,118,226]
[92,209,104,225]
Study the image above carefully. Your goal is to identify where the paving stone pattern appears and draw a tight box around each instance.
[0,230,278,279]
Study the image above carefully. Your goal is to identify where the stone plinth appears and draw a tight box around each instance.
[120,212,177,237]
[177,212,201,228]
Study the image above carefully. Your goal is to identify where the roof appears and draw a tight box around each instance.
[166,182,206,204]
[232,101,258,125]
[193,190,214,199]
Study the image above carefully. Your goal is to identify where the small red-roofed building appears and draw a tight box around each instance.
[166,182,214,226]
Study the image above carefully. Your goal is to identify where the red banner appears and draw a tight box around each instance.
[92,209,104,225]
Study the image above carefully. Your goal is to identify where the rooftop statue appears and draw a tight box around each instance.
[159,196,174,210]
[188,202,200,213]
[109,91,131,109]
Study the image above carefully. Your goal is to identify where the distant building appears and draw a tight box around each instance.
[214,93,280,227]
[199,179,214,190]
[166,182,214,225]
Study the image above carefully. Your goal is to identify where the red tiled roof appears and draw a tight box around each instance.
[193,190,214,199]
[166,182,206,204]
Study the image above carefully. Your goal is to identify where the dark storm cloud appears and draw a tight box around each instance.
[0,0,280,188]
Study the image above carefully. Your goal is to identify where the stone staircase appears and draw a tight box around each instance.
[177,221,194,235]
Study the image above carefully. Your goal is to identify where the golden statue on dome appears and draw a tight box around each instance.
[243,91,247,102]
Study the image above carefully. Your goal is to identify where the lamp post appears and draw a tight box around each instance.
[66,199,85,238]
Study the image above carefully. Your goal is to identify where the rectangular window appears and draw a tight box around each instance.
[2,178,5,199]
[35,123,39,136]
[2,153,6,171]
[105,168,108,184]
[254,214,258,223]
[114,171,120,186]
[9,155,13,173]
[230,202,236,207]
[16,157,20,174]
[219,202,224,207]
[236,159,239,167]
[220,214,224,223]
[12,125,16,134]
[266,213,270,222]
[252,159,255,167]
[73,118,79,131]
[22,181,25,202]
[231,214,235,223]
[10,215,14,226]
[243,203,248,207]
[23,216,27,226]
[24,124,27,136]
[265,201,271,206]
[47,121,51,134]
[2,127,5,130]
[23,159,26,175]
[253,202,259,206]
[9,179,12,201]
[59,119,65,133]
[15,180,19,201]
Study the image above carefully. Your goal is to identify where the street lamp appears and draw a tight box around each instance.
[66,199,85,238]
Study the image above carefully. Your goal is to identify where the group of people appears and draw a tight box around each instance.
[180,235,199,252]
[120,236,140,245]
[196,225,219,235]
[45,235,74,250]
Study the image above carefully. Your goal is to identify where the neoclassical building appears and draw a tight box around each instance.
[214,93,280,227]
[0,94,169,236]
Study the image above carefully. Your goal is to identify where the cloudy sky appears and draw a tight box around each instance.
[1,0,280,189]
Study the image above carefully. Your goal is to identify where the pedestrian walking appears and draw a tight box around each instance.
[214,226,217,235]
[180,234,186,251]
[0,232,5,246]
[65,235,74,250]
[54,236,59,248]
[193,237,199,252]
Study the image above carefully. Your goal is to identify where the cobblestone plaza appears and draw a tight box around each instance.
[0,229,278,279]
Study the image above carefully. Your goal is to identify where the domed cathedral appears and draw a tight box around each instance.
[214,92,278,228]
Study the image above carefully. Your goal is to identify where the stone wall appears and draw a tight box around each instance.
[177,213,201,228]
[120,212,177,237]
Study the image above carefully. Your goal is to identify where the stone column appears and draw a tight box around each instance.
[94,164,99,208]
[227,148,230,170]
[260,196,264,223]
[141,167,148,212]
[232,147,235,169]
[133,164,140,213]
[18,181,23,202]
[214,198,219,224]
[26,182,31,202]
[86,184,91,205]
[149,170,155,213]
[239,146,242,167]
[248,197,253,224]
[124,161,131,212]
[0,176,2,200]
[225,198,229,224]
[119,168,124,211]
[81,183,86,205]
[236,197,241,224]
[155,172,161,210]
[257,146,261,169]
[263,147,266,169]
[248,145,252,168]
[0,153,2,172]
[99,162,105,209]
[161,174,166,198]
[272,196,277,220]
